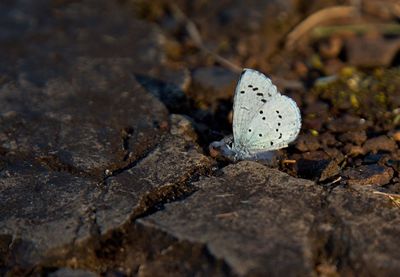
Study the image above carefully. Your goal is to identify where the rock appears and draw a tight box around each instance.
[318,132,337,147]
[363,135,397,153]
[0,160,98,268]
[139,161,322,276]
[296,151,341,181]
[392,131,400,142]
[343,144,365,156]
[136,162,400,276]
[338,130,367,145]
[0,1,210,272]
[324,186,400,276]
[0,59,169,177]
[295,133,321,152]
[135,67,191,112]
[363,153,388,164]
[0,115,214,272]
[0,0,178,178]
[343,164,394,186]
[96,118,213,234]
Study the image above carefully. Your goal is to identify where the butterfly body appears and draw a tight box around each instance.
[224,68,301,160]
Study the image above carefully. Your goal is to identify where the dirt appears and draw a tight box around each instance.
[1,0,400,276]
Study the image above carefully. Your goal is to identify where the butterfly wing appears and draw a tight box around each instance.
[233,69,279,148]
[242,95,301,152]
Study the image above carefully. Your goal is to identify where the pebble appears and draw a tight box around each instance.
[363,135,397,153]
[338,131,367,146]
[343,164,394,186]
[295,134,321,152]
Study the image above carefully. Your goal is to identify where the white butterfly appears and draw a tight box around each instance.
[210,68,301,160]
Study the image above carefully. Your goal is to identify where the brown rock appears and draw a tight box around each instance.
[296,151,341,181]
[363,135,397,153]
[392,131,400,142]
[319,132,337,147]
[139,161,322,276]
[338,130,367,145]
[343,144,365,156]
[343,164,394,186]
[295,133,321,152]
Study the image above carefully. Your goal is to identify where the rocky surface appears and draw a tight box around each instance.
[1,0,400,276]
[137,162,400,276]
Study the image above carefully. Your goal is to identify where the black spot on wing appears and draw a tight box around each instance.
[240,90,245,94]
[261,99,266,103]
[253,87,259,91]
[256,93,263,96]
[279,133,282,139]
[248,85,253,88]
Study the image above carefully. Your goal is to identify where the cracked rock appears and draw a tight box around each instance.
[139,161,323,276]
[96,115,213,234]
[323,186,400,276]
[0,114,213,272]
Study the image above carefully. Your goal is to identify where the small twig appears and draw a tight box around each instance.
[169,4,304,90]
[373,191,400,208]
[215,193,234,198]
[325,176,342,186]
[216,211,239,219]
[282,159,297,164]
[285,6,357,50]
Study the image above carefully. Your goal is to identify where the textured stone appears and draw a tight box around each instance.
[139,161,322,276]
[137,162,400,276]
[363,135,397,153]
[343,164,394,186]
[0,115,213,271]
[324,186,400,276]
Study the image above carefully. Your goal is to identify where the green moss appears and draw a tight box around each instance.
[312,67,400,127]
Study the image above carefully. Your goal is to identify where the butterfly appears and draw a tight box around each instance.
[210,68,301,161]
